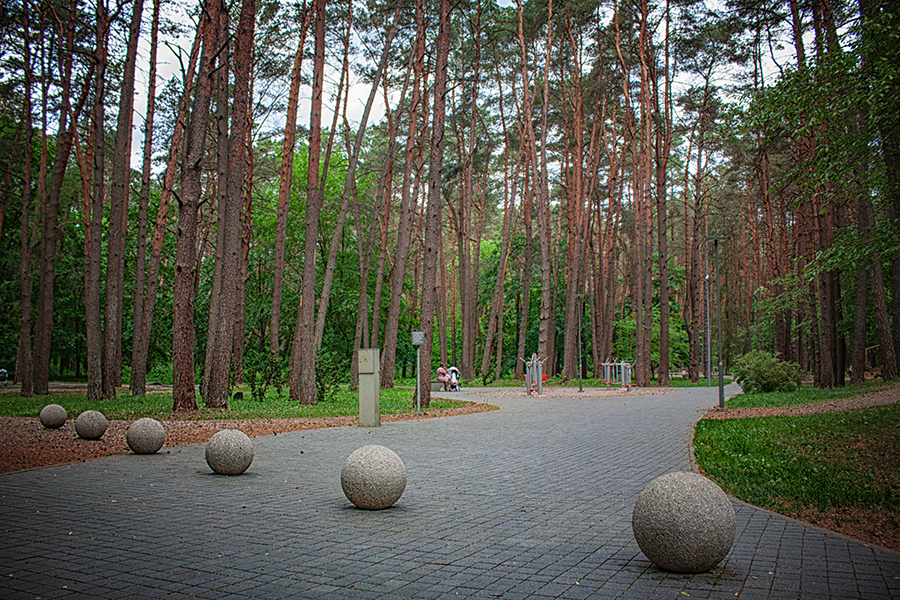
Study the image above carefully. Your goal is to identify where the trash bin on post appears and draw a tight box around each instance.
[358,349,380,427]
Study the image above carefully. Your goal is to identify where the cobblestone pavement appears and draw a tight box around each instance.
[1,384,898,599]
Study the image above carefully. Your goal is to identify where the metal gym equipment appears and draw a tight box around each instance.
[601,359,633,391]
[522,353,547,396]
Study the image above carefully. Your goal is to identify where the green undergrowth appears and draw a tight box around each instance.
[724,380,895,409]
[0,386,467,421]
[695,402,900,517]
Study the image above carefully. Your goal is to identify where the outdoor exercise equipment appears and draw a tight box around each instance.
[601,359,633,391]
[521,353,548,396]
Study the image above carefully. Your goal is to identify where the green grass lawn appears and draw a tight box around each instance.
[0,385,468,421]
[695,382,900,549]
[724,379,895,408]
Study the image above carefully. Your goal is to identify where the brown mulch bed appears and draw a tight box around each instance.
[0,402,497,475]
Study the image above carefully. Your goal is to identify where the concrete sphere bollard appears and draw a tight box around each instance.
[74,410,108,440]
[632,471,735,573]
[341,445,407,510]
[126,418,166,454]
[39,404,67,429]
[205,429,254,475]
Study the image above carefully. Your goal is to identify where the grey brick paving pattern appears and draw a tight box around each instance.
[1,384,898,599]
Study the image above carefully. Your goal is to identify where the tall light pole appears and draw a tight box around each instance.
[706,237,726,410]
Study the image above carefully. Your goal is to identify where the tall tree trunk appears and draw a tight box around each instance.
[131,23,200,397]
[858,186,898,380]
[352,71,405,389]
[314,1,401,347]
[204,0,254,408]
[451,3,483,382]
[480,68,520,382]
[34,0,87,395]
[270,7,312,359]
[289,0,326,404]
[535,0,555,373]
[85,0,110,402]
[203,4,231,405]
[102,0,143,398]
[516,0,553,371]
[173,0,220,413]
[17,0,35,396]
[234,105,253,386]
[860,0,900,373]
[516,168,533,382]
[636,0,654,387]
[654,0,672,386]
[418,0,451,408]
[559,12,588,382]
[688,139,704,382]
[381,0,426,388]
[130,0,160,396]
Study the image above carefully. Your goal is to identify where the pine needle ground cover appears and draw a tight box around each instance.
[695,385,900,551]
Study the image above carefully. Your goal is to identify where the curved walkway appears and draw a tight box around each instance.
[0,385,898,599]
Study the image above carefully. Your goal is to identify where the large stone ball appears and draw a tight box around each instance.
[126,418,166,454]
[341,445,407,510]
[74,410,108,440]
[205,429,254,475]
[632,471,735,573]
[39,404,67,429]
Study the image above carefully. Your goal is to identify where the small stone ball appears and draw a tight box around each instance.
[632,471,735,573]
[341,445,407,510]
[126,418,166,454]
[205,429,253,475]
[74,410,108,440]
[39,404,67,429]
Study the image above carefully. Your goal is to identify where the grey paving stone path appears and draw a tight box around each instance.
[1,384,898,599]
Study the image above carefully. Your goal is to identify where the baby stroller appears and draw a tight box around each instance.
[448,366,461,391]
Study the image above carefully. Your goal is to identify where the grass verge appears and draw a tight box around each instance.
[695,388,900,550]
[725,379,894,408]
[0,385,468,420]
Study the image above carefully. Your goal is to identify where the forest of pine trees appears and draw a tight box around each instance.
[0,0,897,411]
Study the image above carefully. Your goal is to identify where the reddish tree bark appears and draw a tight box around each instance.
[172,0,221,413]
[131,22,200,396]
[16,0,35,396]
[381,0,427,388]
[204,0,254,408]
[289,0,326,404]
[102,0,143,398]
[85,0,110,402]
[34,0,90,395]
[270,6,312,359]
[418,0,452,408]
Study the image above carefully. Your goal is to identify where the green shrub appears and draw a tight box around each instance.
[244,349,286,402]
[732,351,802,393]
[315,348,345,402]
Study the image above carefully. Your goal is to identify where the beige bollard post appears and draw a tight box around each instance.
[358,349,381,427]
